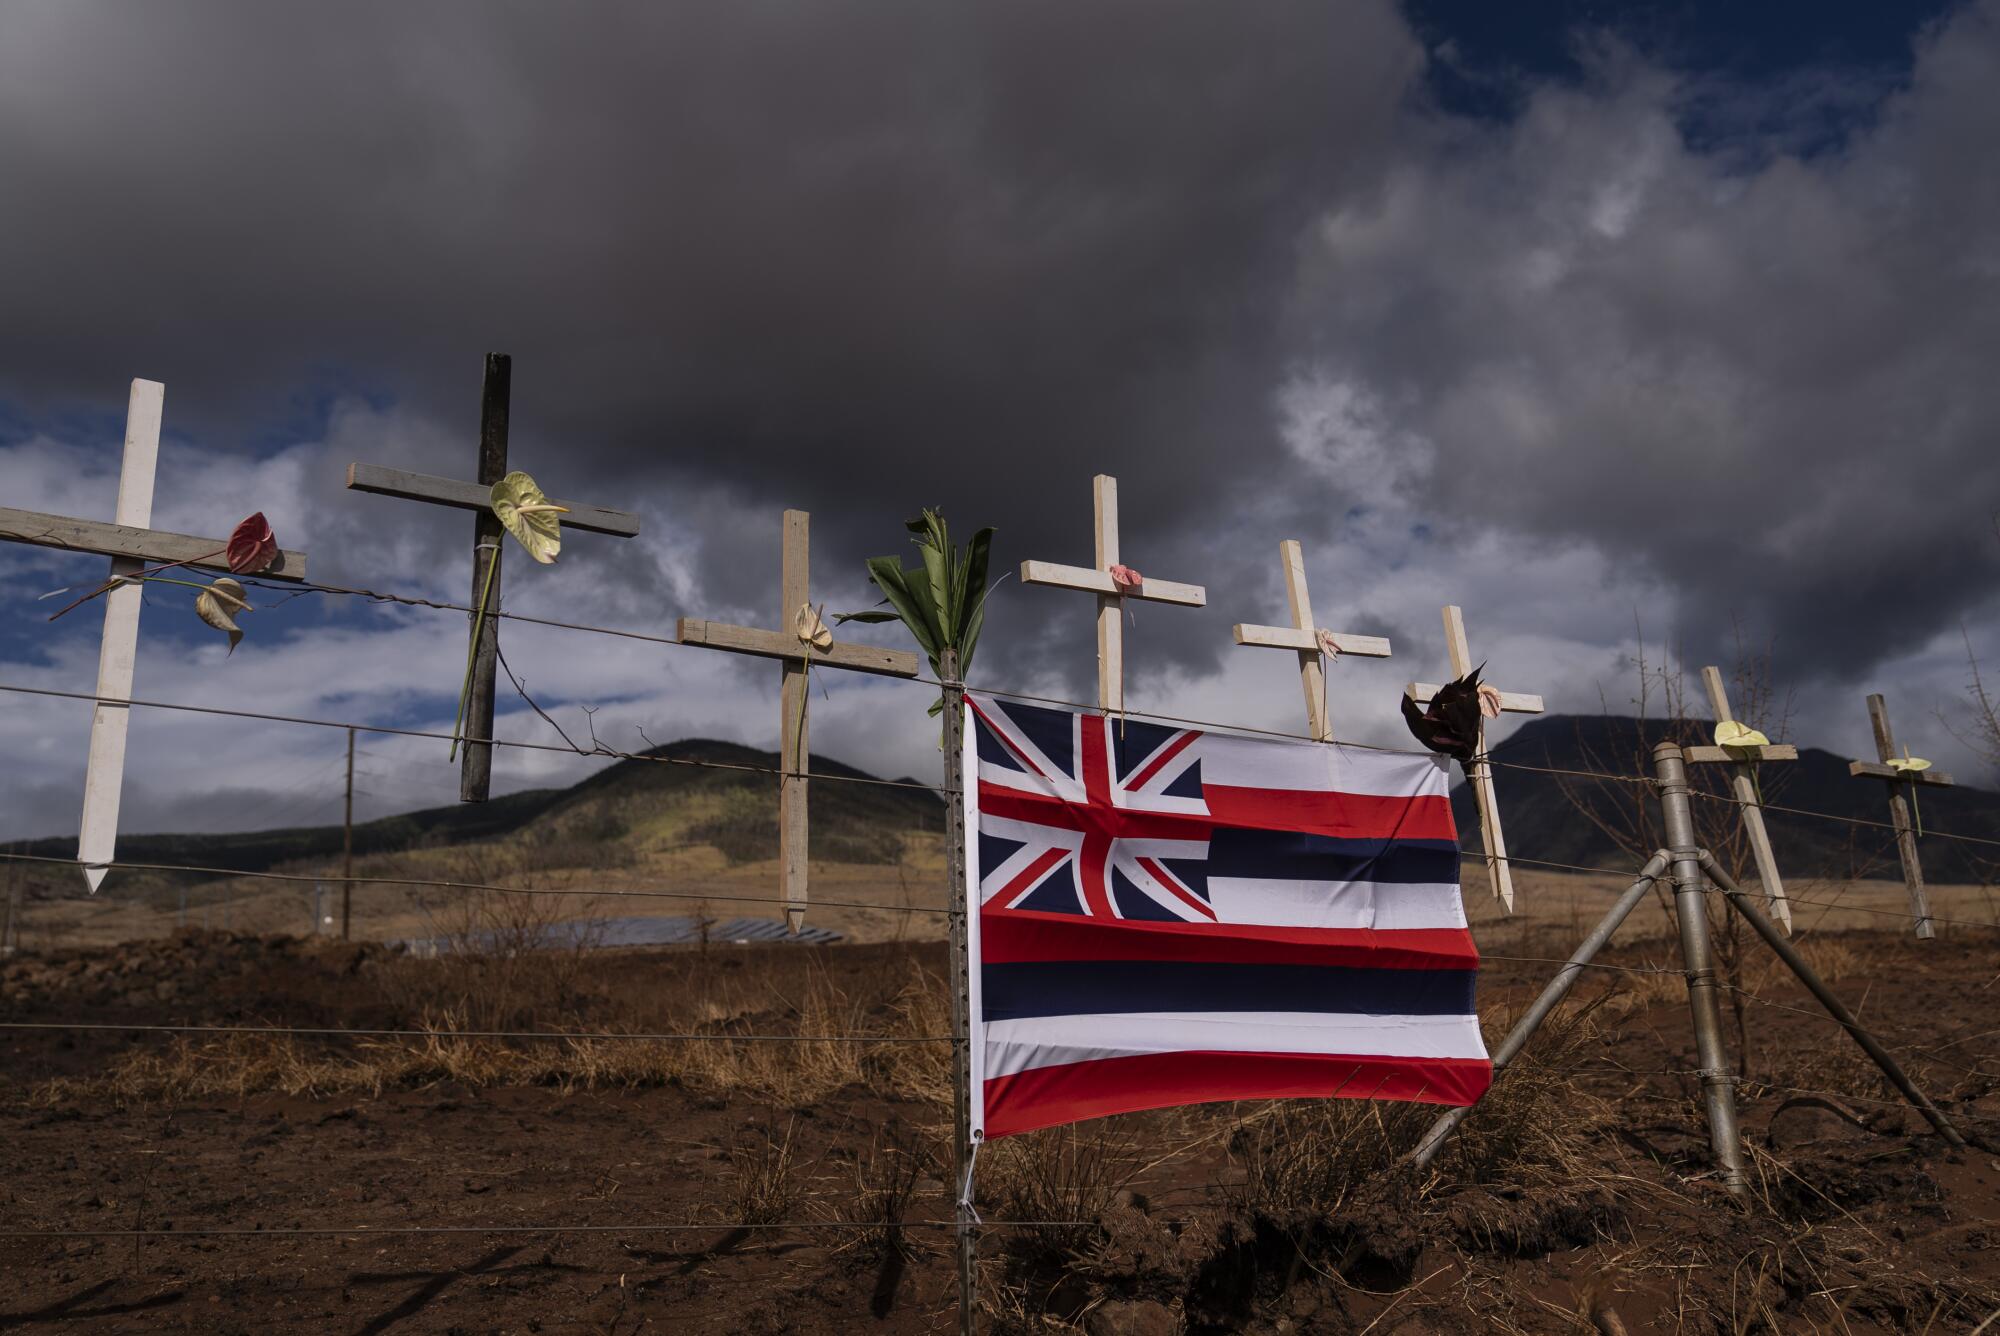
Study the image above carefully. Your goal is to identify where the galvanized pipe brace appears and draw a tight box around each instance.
[1407,849,1674,1175]
[1694,847,1971,1150]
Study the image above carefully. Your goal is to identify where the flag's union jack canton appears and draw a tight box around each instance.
[964,693,1492,1139]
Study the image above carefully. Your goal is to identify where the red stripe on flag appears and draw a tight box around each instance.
[1134,856,1218,920]
[1203,785,1457,841]
[994,847,1072,909]
[982,1051,1492,1138]
[1125,729,1200,791]
[978,785,1207,840]
[980,908,1478,969]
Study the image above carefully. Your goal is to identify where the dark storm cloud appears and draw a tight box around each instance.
[3,0,1997,723]
[0,1,1419,640]
[1279,14,2000,685]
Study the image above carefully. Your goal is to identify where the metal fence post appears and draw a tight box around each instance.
[1652,741,1748,1195]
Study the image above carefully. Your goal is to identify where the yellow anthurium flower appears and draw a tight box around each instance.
[1715,721,1770,750]
[490,470,569,564]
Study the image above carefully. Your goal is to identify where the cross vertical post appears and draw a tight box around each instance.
[463,354,511,803]
[0,379,311,890]
[1848,693,1954,939]
[1231,539,1391,741]
[779,511,811,934]
[1092,476,1120,714]
[1685,666,1796,933]
[676,510,922,930]
[78,380,163,892]
[1405,606,1544,912]
[1019,474,1207,714]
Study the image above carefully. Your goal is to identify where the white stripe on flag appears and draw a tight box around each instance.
[1203,878,1469,930]
[984,1010,1489,1078]
[1198,733,1451,798]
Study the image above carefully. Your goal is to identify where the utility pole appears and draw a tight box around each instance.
[342,727,355,941]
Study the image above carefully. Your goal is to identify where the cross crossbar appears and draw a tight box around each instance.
[345,463,640,537]
[1688,744,1800,764]
[0,506,309,581]
[1847,760,1954,785]
[675,618,920,677]
[1018,560,1206,607]
[1234,625,1391,656]
[1406,682,1544,715]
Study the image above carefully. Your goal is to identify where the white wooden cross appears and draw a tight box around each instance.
[1018,474,1207,713]
[1847,693,1954,940]
[344,354,640,802]
[1685,665,1797,933]
[1405,606,1544,912]
[677,509,922,932]
[1231,539,1391,742]
[0,379,310,890]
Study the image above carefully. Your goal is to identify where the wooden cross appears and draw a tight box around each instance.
[1231,539,1391,742]
[1405,606,1544,912]
[1684,666,1797,933]
[676,508,922,931]
[1847,693,1954,939]
[0,378,310,890]
[1018,474,1207,713]
[344,353,640,802]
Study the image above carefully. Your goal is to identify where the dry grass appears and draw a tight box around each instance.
[726,1116,814,1226]
[33,960,958,1110]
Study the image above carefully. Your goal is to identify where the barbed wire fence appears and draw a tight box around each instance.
[1,561,1996,1328]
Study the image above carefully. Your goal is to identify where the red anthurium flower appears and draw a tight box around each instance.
[226,512,278,574]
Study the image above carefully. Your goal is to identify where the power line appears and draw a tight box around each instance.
[0,849,957,917]
[0,681,953,795]
[0,1021,946,1044]
[0,1219,1103,1240]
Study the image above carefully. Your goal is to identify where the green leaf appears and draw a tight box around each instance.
[863,557,941,659]
[490,470,567,564]
[832,609,902,625]
[919,537,950,638]
[902,560,946,658]
[853,508,998,697]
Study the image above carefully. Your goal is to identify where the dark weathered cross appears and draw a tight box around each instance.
[676,508,922,931]
[0,378,309,889]
[344,354,640,801]
[1847,692,1954,939]
[1231,539,1391,742]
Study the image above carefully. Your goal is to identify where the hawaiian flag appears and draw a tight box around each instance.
[964,693,1492,1138]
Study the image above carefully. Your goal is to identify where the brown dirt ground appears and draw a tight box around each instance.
[2,878,1998,1334]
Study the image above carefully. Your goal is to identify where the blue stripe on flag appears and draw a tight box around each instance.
[982,959,1477,1020]
[1206,830,1460,884]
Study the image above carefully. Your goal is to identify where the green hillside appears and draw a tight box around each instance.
[11,739,944,898]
